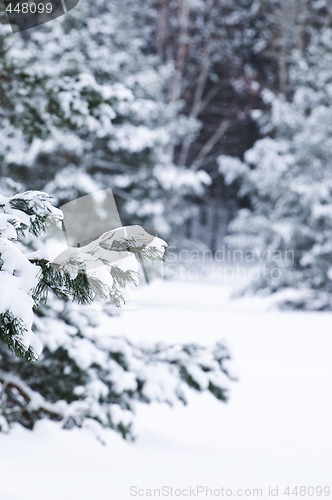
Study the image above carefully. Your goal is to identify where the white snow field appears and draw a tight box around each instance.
[1,277,332,500]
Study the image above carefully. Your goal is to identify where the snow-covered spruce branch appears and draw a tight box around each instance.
[0,336,232,439]
[0,191,167,361]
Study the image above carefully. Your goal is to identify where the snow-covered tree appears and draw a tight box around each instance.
[0,191,62,360]
[219,28,332,309]
[0,189,232,438]
[0,0,209,237]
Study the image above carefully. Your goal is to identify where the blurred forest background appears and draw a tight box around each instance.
[1,0,332,439]
[1,0,331,298]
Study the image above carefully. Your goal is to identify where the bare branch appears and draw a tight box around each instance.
[191,119,231,171]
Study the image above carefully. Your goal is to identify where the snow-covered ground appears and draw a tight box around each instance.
[1,277,332,500]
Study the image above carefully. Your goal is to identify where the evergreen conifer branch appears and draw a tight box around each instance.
[0,312,38,362]
[0,191,167,360]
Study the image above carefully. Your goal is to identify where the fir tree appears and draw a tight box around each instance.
[219,28,332,309]
[0,0,208,237]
